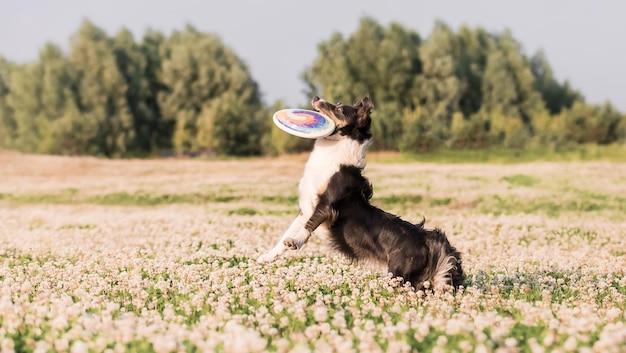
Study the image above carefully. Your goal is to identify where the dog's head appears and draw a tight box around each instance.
[311,96,373,143]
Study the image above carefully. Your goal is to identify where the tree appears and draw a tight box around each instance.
[303,17,422,150]
[112,28,155,154]
[302,32,355,102]
[7,63,41,152]
[36,44,81,153]
[544,101,623,146]
[415,21,464,125]
[480,31,544,147]
[140,29,169,150]
[456,25,492,118]
[70,20,134,157]
[260,100,313,155]
[402,21,465,151]
[0,56,15,148]
[530,49,583,114]
[45,89,95,155]
[448,111,488,149]
[482,35,528,121]
[158,25,264,155]
[6,61,44,153]
[3,44,81,154]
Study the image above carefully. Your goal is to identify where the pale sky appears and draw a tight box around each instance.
[1,0,624,111]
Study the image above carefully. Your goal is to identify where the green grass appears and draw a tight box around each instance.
[3,182,623,221]
[7,185,623,219]
[57,224,97,230]
[261,195,299,204]
[501,174,540,187]
[378,144,626,164]
[87,191,242,206]
[0,189,299,207]
[0,188,80,203]
[479,190,626,217]
[376,194,424,207]
[0,189,238,206]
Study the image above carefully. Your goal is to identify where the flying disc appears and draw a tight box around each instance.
[273,109,335,139]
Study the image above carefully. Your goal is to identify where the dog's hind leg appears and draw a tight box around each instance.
[257,212,309,263]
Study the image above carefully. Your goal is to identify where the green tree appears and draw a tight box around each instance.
[448,111,488,149]
[402,21,464,151]
[497,31,544,124]
[456,25,492,118]
[45,89,95,155]
[4,44,80,153]
[302,32,354,102]
[619,113,626,143]
[158,25,264,155]
[112,28,155,154]
[6,61,44,153]
[70,20,134,157]
[260,100,313,155]
[570,102,622,144]
[36,44,81,153]
[140,29,169,150]
[415,21,464,125]
[530,49,582,114]
[303,17,422,150]
[480,31,543,147]
[0,56,15,148]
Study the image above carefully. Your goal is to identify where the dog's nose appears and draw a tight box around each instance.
[312,96,320,102]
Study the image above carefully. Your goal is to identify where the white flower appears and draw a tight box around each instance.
[563,336,578,352]
[504,337,517,348]
[70,340,88,353]
[436,335,448,347]
[313,306,328,323]
[1,338,14,353]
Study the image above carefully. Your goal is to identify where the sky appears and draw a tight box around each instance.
[1,0,625,111]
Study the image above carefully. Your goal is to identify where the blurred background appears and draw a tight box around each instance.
[0,0,624,158]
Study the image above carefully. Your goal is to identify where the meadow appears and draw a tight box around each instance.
[0,150,625,352]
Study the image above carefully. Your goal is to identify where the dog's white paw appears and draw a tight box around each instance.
[257,252,277,264]
[283,238,302,250]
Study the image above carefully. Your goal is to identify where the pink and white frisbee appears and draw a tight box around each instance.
[273,109,335,139]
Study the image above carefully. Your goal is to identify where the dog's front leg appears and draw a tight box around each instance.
[304,197,333,234]
[257,212,309,263]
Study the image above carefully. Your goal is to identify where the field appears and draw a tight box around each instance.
[1,150,625,353]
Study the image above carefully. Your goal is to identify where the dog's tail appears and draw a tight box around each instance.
[421,230,464,291]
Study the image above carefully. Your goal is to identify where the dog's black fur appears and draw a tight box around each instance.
[308,96,464,290]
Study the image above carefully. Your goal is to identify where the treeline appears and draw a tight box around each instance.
[0,21,269,157]
[304,18,625,152]
[0,18,624,157]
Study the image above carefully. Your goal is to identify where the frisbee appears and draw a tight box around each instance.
[273,109,335,139]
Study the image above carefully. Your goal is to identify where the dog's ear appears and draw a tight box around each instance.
[355,96,374,114]
[356,96,373,127]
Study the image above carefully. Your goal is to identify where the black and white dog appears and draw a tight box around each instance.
[258,96,464,290]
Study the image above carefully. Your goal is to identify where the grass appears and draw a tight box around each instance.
[374,144,626,164]
[483,192,626,217]
[1,152,626,352]
[0,189,299,207]
[500,174,539,187]
[8,186,618,219]
[0,190,241,205]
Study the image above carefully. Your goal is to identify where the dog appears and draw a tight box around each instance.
[258,96,464,291]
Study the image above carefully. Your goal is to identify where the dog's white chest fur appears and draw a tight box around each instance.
[298,137,369,215]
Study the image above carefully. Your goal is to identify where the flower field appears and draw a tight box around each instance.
[1,150,625,352]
